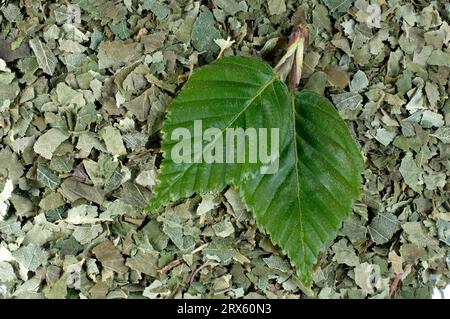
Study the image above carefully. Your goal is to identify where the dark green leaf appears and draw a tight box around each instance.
[241,90,363,286]
[148,56,291,210]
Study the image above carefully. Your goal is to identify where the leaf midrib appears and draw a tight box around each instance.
[289,93,306,266]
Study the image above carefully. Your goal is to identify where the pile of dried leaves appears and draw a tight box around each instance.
[0,0,449,299]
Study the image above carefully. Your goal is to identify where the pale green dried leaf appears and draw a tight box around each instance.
[267,0,287,15]
[37,164,60,190]
[431,126,450,143]
[332,238,359,266]
[43,274,68,299]
[100,126,127,156]
[97,41,142,69]
[29,39,57,75]
[191,11,221,54]
[0,262,16,282]
[367,213,400,245]
[13,243,49,272]
[322,0,354,13]
[92,240,129,274]
[125,250,159,276]
[212,220,235,238]
[399,152,423,193]
[33,128,69,160]
[71,224,103,244]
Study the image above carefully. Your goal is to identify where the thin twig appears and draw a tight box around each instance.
[213,287,233,295]
[158,243,209,275]
[128,148,160,161]
[189,261,219,284]
[389,273,402,298]
[159,259,182,274]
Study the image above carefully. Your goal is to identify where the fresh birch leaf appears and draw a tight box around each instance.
[240,90,363,286]
[29,39,58,75]
[147,57,363,287]
[147,56,291,210]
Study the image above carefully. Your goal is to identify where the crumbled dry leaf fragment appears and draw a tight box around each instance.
[92,241,129,275]
[33,128,69,160]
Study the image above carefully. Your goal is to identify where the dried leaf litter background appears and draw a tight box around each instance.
[0,0,449,299]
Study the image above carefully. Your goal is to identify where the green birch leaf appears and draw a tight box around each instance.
[147,56,363,287]
[240,90,363,286]
[147,56,291,210]
[29,39,58,76]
